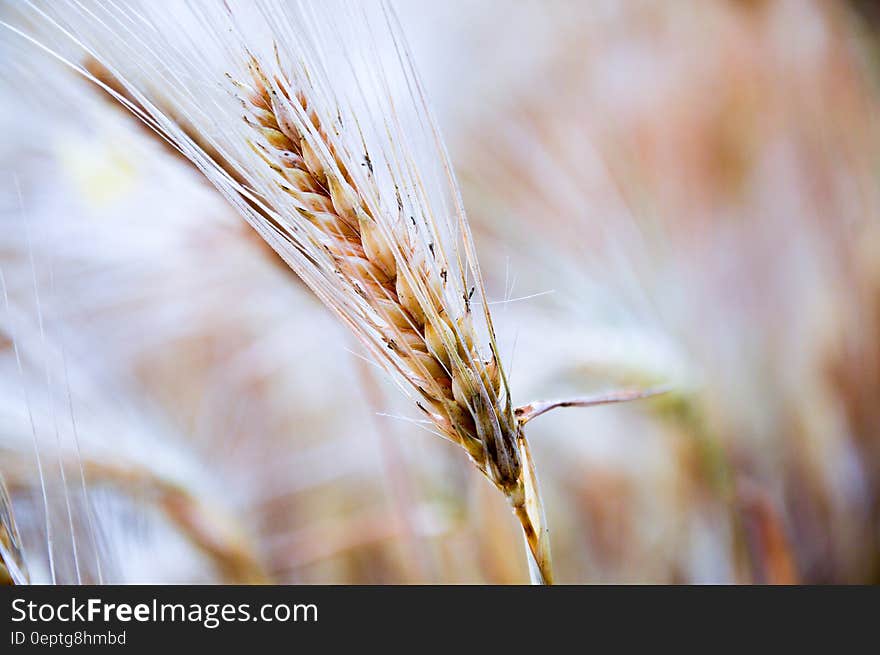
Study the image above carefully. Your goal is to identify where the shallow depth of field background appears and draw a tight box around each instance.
[1,0,879,583]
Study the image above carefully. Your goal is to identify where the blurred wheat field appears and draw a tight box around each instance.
[1,0,879,584]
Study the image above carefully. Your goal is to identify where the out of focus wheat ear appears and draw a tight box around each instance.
[0,474,29,585]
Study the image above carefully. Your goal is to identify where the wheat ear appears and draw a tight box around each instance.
[236,59,552,583]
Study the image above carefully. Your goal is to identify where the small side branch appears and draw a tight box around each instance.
[515,385,672,426]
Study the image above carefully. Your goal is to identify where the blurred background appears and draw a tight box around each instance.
[1,0,879,583]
